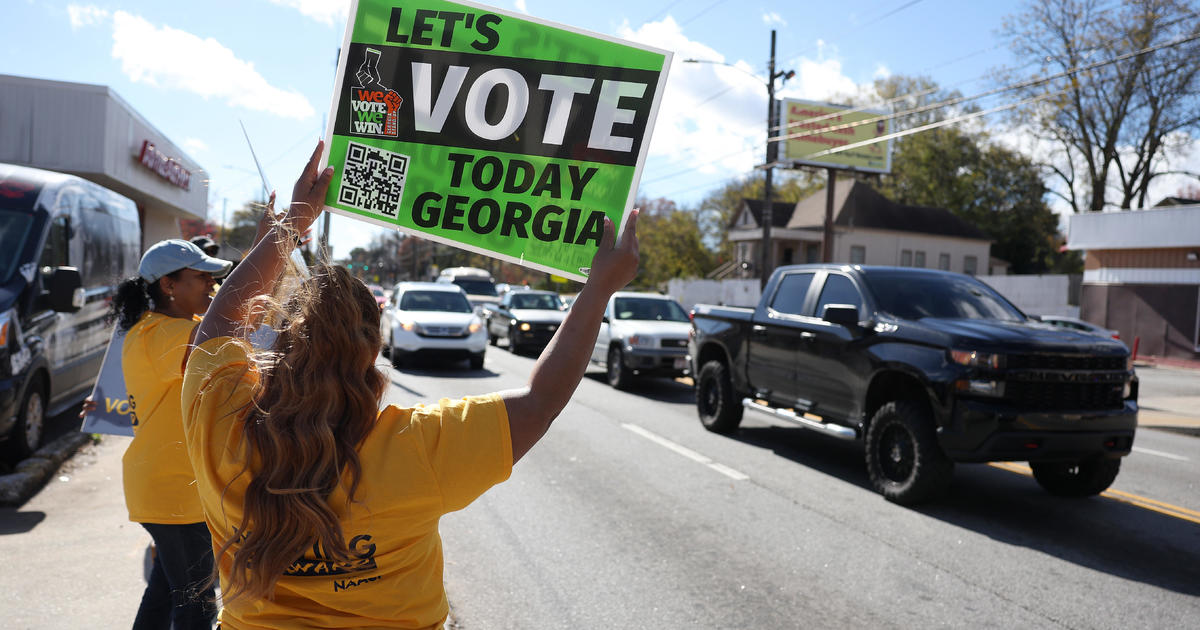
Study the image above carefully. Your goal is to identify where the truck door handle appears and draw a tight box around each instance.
[799,332,816,340]
[752,325,767,335]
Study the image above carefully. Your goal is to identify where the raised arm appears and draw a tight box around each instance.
[501,210,639,463]
[188,141,333,360]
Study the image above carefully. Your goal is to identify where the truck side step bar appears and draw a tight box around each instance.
[741,399,858,441]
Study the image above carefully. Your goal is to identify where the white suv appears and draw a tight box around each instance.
[382,282,488,369]
[590,292,692,389]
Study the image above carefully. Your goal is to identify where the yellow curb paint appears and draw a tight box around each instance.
[987,462,1200,525]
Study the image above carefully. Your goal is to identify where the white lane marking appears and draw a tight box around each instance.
[622,423,748,481]
[1132,446,1190,462]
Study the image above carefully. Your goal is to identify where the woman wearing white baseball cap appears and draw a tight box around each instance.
[112,238,231,629]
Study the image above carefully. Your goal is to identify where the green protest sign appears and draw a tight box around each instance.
[321,0,671,281]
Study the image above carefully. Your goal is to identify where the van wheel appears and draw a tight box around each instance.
[607,346,632,390]
[865,401,953,505]
[696,360,743,434]
[508,326,522,355]
[469,352,485,370]
[1031,458,1120,497]
[6,383,46,461]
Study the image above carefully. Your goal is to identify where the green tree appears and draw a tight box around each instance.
[879,127,1079,274]
[632,197,714,288]
[696,171,821,260]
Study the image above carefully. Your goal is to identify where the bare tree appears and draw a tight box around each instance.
[1000,0,1200,212]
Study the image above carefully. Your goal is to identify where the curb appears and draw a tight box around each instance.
[0,432,93,506]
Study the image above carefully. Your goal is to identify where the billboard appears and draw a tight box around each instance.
[321,0,671,281]
[781,99,892,174]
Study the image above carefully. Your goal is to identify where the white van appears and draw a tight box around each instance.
[436,267,499,312]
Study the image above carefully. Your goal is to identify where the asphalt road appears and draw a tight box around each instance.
[5,349,1196,628]
[391,346,1200,630]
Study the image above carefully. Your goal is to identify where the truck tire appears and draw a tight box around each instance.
[865,401,953,505]
[1031,458,1120,497]
[696,360,743,434]
[607,346,633,390]
[5,382,46,461]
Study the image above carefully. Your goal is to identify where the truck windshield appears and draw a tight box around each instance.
[0,211,34,284]
[862,271,1025,322]
[613,297,690,322]
[453,278,497,296]
[511,293,562,310]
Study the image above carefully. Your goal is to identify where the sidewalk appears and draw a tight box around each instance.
[0,436,146,629]
[1135,358,1200,434]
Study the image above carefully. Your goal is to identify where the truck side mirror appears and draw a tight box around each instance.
[822,304,861,329]
[46,266,84,313]
[601,315,609,324]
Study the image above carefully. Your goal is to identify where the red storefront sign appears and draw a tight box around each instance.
[137,140,191,190]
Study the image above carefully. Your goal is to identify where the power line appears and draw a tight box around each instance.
[679,0,731,27]
[769,28,1200,142]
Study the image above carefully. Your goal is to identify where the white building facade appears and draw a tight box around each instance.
[0,74,207,248]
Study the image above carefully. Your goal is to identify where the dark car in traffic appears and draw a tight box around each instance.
[484,290,565,355]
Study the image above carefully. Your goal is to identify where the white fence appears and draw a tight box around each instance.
[978,274,1079,318]
[667,274,1080,318]
[666,278,761,312]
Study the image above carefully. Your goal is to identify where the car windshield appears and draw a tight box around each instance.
[510,293,562,310]
[399,290,473,313]
[613,297,690,322]
[372,288,385,298]
[453,278,497,296]
[0,210,35,284]
[861,271,1025,322]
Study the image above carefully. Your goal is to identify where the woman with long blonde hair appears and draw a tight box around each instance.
[181,141,639,628]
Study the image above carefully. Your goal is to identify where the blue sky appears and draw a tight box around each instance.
[3,0,1032,258]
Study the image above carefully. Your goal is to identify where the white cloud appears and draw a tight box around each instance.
[109,11,315,120]
[182,138,208,155]
[67,4,110,29]
[762,11,786,27]
[265,0,350,25]
[515,0,529,13]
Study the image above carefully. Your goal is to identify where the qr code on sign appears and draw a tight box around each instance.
[338,141,410,219]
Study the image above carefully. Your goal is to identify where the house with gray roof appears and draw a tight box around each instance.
[726,180,993,278]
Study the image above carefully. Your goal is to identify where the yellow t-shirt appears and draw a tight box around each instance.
[121,311,205,524]
[181,337,513,630]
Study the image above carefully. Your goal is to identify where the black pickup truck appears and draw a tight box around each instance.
[689,265,1138,504]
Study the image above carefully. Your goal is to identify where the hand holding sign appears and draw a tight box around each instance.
[287,141,336,234]
[586,209,639,296]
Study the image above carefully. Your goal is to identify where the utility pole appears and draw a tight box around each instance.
[760,29,778,290]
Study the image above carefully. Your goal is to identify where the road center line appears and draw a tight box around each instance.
[621,423,748,481]
[1131,446,1190,462]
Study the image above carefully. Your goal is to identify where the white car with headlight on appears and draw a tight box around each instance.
[383,282,487,369]
[591,292,692,389]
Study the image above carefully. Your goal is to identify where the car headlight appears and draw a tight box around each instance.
[949,349,1002,369]
[469,320,483,334]
[628,334,655,348]
[519,322,531,331]
[399,320,420,333]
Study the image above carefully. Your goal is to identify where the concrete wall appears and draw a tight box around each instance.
[978,274,1080,318]
[666,278,761,311]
